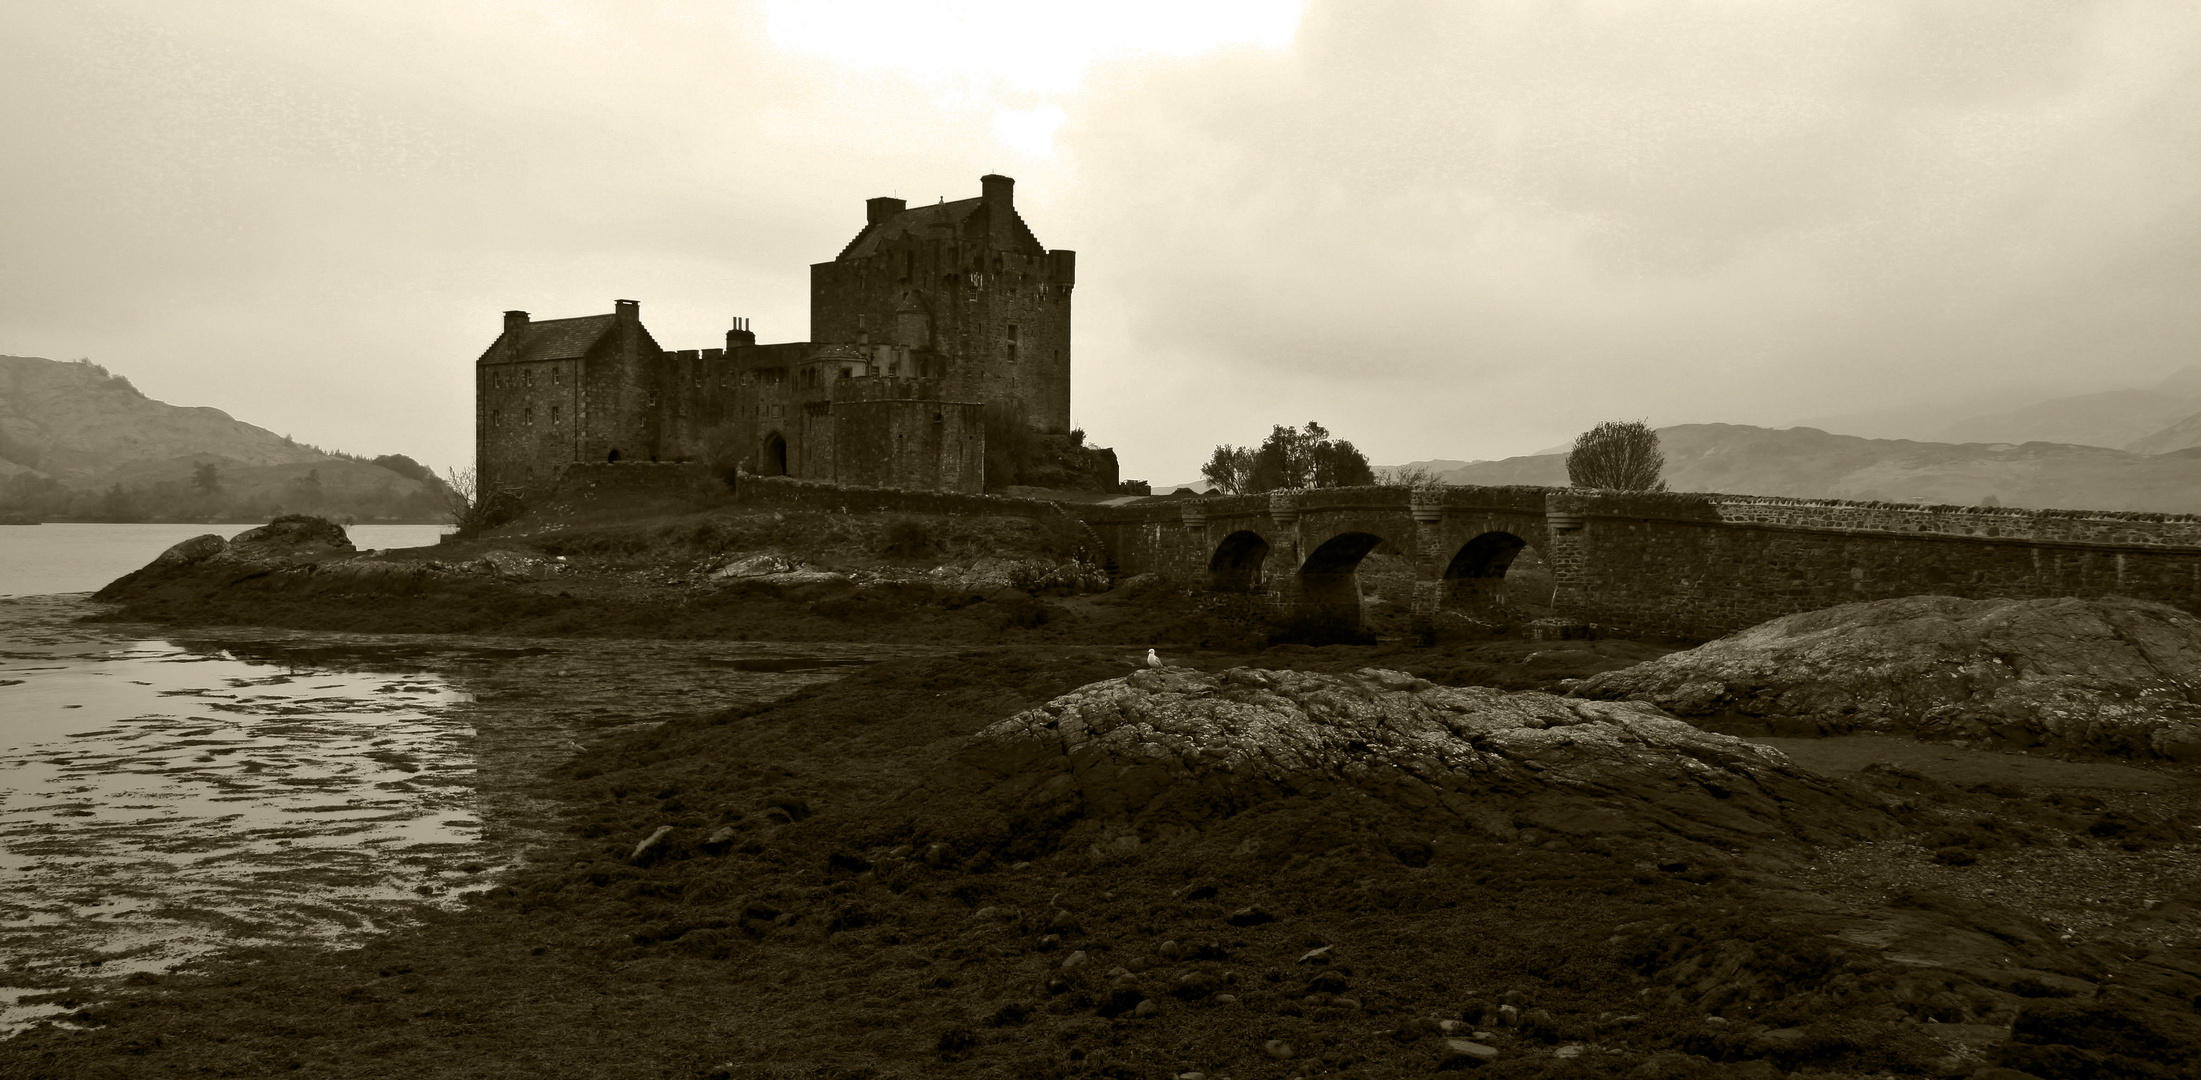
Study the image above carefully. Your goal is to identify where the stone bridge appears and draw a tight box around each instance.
[1077,485,2201,641]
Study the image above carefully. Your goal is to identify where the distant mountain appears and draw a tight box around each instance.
[1435,423,2201,513]
[2127,411,2201,456]
[1788,366,2201,449]
[1935,388,2201,450]
[0,355,446,522]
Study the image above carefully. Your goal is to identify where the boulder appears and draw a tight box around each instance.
[96,515,354,599]
[903,666,1893,863]
[226,514,354,561]
[1571,596,2201,760]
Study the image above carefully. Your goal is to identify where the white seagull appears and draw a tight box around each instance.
[1146,648,1165,669]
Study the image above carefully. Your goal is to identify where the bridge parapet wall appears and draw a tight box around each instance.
[1549,489,2201,639]
[1701,494,2201,548]
[1080,486,2201,641]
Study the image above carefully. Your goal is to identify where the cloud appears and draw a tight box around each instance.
[3,1,2199,484]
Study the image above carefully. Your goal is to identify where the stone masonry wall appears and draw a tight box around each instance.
[1081,486,2201,641]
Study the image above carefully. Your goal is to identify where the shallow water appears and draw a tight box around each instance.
[0,522,450,597]
[0,593,926,1034]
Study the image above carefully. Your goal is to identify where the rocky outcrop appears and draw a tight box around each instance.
[96,516,571,600]
[96,515,356,599]
[907,666,1893,863]
[1570,595,2201,761]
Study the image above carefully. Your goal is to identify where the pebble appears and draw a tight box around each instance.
[1438,1019,1462,1034]
[1038,934,1061,949]
[1215,994,1240,1005]
[1133,999,1157,1018]
[1332,996,1361,1010]
[1159,939,1182,958]
[1555,1044,1585,1059]
[1061,950,1088,971]
[1438,1039,1500,1067]
[1498,1003,1520,1026]
[1263,1039,1295,1060]
[628,825,673,861]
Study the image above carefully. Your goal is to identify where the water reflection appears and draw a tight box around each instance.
[0,594,923,1035]
[0,629,479,1034]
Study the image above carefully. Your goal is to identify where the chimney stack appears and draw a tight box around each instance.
[980,174,1014,208]
[503,310,529,339]
[614,299,639,324]
[728,315,756,348]
[867,196,906,225]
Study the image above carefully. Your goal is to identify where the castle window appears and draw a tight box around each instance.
[553,368,562,386]
[524,407,533,424]
[1007,323,1018,363]
[551,405,560,424]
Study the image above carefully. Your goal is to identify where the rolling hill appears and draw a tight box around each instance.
[1437,423,2201,513]
[0,355,447,522]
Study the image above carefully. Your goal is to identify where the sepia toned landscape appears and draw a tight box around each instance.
[7,5,2201,1080]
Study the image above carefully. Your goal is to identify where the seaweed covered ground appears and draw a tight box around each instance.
[9,647,2201,1080]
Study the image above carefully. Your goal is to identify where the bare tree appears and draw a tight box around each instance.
[1378,465,1448,492]
[442,465,524,534]
[1566,420,1667,491]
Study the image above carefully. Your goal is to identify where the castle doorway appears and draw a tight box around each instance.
[762,432,788,476]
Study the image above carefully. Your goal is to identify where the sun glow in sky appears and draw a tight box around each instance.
[765,1,1303,93]
[766,0,1303,158]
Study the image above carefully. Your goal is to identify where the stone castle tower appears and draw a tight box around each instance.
[475,174,1085,497]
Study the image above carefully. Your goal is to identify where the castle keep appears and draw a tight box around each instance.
[475,174,1076,496]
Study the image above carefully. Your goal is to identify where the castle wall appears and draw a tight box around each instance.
[807,196,1073,435]
[579,332,657,465]
[828,377,984,492]
[478,358,582,495]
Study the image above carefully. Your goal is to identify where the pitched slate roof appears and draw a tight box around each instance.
[836,197,1045,261]
[478,315,617,364]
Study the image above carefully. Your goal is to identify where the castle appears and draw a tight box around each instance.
[475,174,1088,497]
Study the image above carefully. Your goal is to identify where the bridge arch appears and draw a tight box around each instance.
[1443,530,1553,622]
[1208,530,1271,592]
[1297,530,1390,638]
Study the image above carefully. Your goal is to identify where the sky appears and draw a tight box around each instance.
[4,1,2200,482]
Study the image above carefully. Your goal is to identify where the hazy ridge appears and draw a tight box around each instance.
[0,355,446,522]
[1439,423,2201,513]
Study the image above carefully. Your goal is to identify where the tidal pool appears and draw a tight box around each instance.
[0,594,913,1034]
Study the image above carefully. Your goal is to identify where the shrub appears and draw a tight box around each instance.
[1566,419,1667,491]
